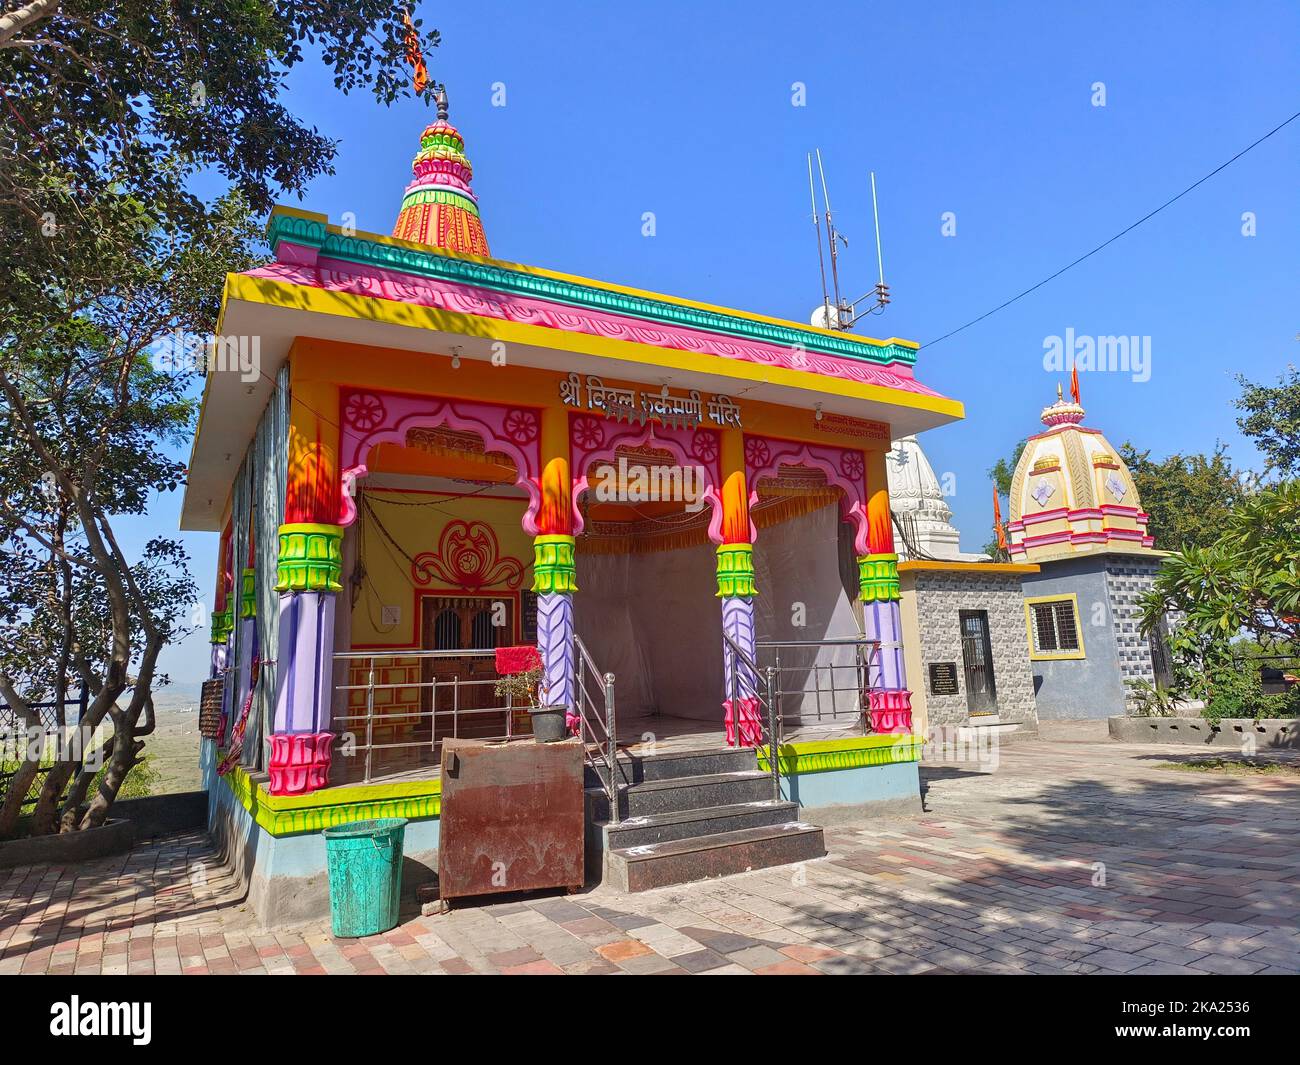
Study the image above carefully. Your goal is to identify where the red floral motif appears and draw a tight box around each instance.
[744,436,771,470]
[691,429,720,464]
[411,520,525,592]
[572,415,605,451]
[503,408,540,444]
[840,450,865,483]
[344,392,386,431]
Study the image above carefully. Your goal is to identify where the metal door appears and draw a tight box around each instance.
[959,609,998,714]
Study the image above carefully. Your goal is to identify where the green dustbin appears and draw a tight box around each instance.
[323,818,407,938]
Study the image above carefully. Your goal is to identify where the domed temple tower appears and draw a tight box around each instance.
[1007,386,1153,561]
[1007,386,1169,719]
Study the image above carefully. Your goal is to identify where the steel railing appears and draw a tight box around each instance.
[333,649,525,783]
[756,637,882,735]
[573,634,619,824]
[722,634,884,803]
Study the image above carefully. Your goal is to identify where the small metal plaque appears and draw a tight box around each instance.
[929,661,960,696]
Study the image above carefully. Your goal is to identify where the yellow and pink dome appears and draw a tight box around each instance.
[392,89,491,257]
[1006,386,1155,562]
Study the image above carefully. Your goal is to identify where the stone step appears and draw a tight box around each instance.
[600,798,799,850]
[621,769,774,817]
[582,745,758,789]
[606,821,826,892]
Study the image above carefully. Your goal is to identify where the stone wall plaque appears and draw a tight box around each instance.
[928,661,960,696]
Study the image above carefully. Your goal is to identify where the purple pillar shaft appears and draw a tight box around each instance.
[273,591,336,735]
[721,596,758,699]
[863,600,907,692]
[537,591,575,708]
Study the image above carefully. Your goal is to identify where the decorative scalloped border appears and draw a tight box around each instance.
[266,213,918,368]
[222,764,441,837]
[222,734,919,837]
[757,734,924,775]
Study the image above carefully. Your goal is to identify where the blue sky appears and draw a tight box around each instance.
[146,0,1299,688]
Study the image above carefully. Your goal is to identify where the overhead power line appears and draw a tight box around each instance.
[922,108,1300,350]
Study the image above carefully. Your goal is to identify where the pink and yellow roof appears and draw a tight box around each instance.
[182,95,963,530]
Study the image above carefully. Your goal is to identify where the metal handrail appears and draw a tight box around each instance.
[722,630,781,802]
[573,634,619,824]
[333,648,522,783]
[756,637,882,734]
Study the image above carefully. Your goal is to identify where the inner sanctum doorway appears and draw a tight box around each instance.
[420,594,513,739]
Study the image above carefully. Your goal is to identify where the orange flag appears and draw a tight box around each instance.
[1070,364,1081,405]
[993,485,1007,551]
[401,11,429,95]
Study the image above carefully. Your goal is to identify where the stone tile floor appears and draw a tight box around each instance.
[2,727,1298,975]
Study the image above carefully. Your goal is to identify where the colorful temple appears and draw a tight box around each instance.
[1006,386,1170,718]
[184,94,964,921]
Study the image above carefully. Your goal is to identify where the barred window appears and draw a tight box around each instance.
[1030,600,1081,654]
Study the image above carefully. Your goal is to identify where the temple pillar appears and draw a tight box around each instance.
[231,563,257,721]
[860,449,912,733]
[267,522,342,795]
[716,436,761,747]
[231,518,259,721]
[533,456,578,730]
[209,521,234,678]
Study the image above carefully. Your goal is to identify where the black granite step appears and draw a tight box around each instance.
[582,745,757,789]
[621,769,774,816]
[601,798,799,849]
[606,821,826,892]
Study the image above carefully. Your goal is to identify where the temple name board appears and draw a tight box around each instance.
[928,661,960,696]
[559,373,742,428]
[812,410,890,442]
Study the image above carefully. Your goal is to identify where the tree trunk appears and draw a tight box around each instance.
[29,760,74,835]
[0,0,60,48]
[57,736,112,833]
[79,728,139,829]
[0,757,41,838]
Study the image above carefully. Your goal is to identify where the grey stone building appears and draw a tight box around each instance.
[887,436,1040,738]
[898,562,1041,736]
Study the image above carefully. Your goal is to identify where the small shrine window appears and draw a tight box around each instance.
[1026,597,1085,660]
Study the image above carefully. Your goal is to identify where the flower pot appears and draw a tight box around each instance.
[530,706,568,743]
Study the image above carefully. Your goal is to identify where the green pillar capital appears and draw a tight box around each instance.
[532,534,577,594]
[275,523,343,593]
[858,552,900,602]
[716,542,757,598]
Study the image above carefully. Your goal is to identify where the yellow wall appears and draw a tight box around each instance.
[350,488,533,650]
[286,336,898,470]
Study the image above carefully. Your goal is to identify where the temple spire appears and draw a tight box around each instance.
[391,84,491,256]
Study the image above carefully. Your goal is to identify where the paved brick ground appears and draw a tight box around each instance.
[2,731,1298,975]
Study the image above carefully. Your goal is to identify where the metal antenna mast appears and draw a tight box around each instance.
[849,170,891,325]
[871,171,885,290]
[815,149,847,327]
[807,153,831,324]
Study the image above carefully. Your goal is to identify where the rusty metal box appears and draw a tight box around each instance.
[437,737,585,904]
